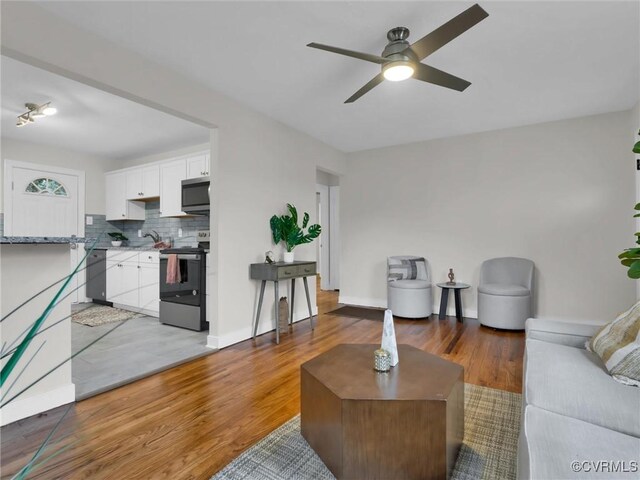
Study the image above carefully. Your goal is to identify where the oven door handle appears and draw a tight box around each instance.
[159,254,201,260]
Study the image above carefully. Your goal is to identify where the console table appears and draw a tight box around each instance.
[250,261,316,344]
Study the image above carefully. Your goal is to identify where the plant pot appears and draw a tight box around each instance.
[283,251,295,263]
[111,241,122,247]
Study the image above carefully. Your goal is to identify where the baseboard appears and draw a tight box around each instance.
[0,383,75,426]
[338,296,387,308]
[215,307,319,349]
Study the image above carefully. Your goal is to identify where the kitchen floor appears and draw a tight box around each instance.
[71,303,212,400]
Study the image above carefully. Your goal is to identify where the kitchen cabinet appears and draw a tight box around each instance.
[106,250,159,315]
[186,153,210,179]
[159,159,188,217]
[105,172,145,221]
[126,165,160,200]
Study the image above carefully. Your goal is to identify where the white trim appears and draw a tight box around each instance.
[3,159,86,237]
[328,185,340,290]
[105,150,210,174]
[0,383,75,426]
[215,307,318,349]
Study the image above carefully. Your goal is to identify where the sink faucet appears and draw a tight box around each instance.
[143,230,161,243]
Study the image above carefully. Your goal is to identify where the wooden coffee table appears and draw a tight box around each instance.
[300,344,464,480]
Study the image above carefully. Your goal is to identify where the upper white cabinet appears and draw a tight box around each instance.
[105,172,145,221]
[106,150,209,220]
[186,153,210,179]
[159,159,188,217]
[125,165,160,200]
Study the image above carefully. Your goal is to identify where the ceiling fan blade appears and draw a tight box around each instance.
[345,73,385,103]
[413,63,471,92]
[408,4,488,61]
[307,43,389,65]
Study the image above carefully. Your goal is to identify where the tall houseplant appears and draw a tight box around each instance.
[270,203,321,263]
[619,129,640,278]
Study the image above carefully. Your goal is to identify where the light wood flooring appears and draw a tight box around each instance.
[1,280,524,479]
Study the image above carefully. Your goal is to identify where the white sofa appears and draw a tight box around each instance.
[518,317,640,479]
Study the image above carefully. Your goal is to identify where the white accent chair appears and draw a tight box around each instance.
[477,257,534,330]
[387,256,433,319]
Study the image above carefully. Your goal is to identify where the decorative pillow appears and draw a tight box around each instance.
[587,300,640,387]
[388,257,428,282]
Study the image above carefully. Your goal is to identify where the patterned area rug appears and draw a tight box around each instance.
[212,383,521,480]
[72,305,142,327]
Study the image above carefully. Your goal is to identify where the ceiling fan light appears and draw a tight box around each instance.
[383,62,414,82]
[42,106,57,116]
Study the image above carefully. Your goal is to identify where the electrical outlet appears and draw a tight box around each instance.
[178,228,183,238]
[85,215,93,226]
[138,229,142,238]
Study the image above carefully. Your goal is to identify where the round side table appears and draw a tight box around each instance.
[436,283,470,322]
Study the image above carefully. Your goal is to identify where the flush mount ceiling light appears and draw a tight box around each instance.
[16,102,57,127]
[307,3,489,103]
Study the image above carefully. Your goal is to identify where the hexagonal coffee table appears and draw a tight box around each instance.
[301,344,464,480]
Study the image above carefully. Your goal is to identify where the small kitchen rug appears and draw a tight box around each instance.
[211,383,521,480]
[72,305,142,327]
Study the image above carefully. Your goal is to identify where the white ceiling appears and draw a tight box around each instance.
[1,56,210,160]
[36,1,640,153]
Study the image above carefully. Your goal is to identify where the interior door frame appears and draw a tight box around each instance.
[3,159,86,237]
[316,184,330,290]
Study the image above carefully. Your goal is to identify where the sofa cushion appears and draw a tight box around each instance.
[388,279,431,290]
[526,317,605,348]
[524,339,640,437]
[520,405,640,480]
[588,300,640,387]
[478,283,529,296]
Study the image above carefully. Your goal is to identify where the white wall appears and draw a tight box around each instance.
[0,137,119,215]
[1,3,346,349]
[0,245,74,425]
[117,141,210,169]
[341,110,636,321]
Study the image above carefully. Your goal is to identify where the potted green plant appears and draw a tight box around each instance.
[108,232,128,247]
[270,203,321,263]
[619,129,640,277]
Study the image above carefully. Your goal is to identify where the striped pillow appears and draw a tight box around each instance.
[587,301,640,387]
[388,257,428,282]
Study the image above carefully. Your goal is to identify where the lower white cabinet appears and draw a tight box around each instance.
[106,250,159,315]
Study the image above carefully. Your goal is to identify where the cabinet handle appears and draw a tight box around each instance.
[122,214,125,217]
[137,266,141,269]
[284,270,292,275]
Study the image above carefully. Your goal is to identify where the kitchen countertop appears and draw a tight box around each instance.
[0,236,86,244]
[87,245,162,251]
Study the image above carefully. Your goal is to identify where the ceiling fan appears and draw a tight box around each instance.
[307,3,488,103]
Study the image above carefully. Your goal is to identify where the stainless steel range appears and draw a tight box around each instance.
[159,245,207,331]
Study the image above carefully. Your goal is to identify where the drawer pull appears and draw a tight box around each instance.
[284,270,292,275]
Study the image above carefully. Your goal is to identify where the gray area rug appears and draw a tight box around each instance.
[212,383,521,480]
[71,305,142,327]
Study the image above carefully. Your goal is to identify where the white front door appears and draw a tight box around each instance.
[4,160,86,303]
[4,160,84,237]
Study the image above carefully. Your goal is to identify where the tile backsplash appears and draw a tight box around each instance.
[86,201,210,248]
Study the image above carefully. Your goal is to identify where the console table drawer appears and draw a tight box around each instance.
[278,266,298,279]
[297,263,316,276]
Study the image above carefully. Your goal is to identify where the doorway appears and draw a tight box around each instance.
[316,169,340,291]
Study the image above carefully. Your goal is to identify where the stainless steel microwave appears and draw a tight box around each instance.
[181,177,210,215]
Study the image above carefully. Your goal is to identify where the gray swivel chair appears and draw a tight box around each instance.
[478,257,534,330]
[387,256,433,319]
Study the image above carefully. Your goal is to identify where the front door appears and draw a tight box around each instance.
[4,160,83,237]
[4,160,86,302]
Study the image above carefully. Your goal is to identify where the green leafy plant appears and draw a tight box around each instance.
[270,203,321,252]
[108,232,128,241]
[619,130,640,278]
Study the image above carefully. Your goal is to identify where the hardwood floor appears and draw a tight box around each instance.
[1,281,524,479]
